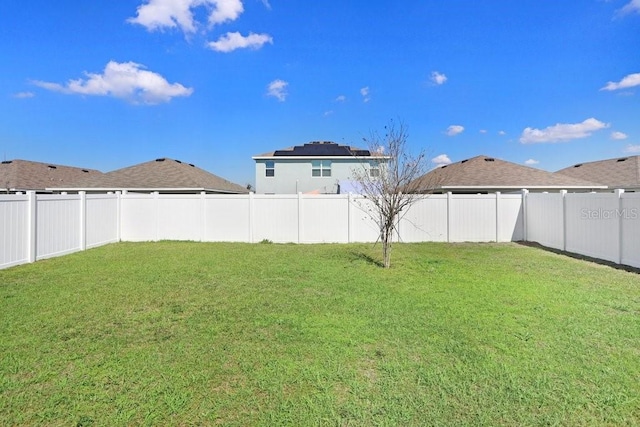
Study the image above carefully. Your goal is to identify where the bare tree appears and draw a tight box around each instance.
[351,120,434,268]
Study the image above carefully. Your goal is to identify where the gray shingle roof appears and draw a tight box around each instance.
[412,155,605,192]
[555,155,640,190]
[0,159,102,192]
[56,158,248,194]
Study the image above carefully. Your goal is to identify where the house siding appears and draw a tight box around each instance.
[255,158,370,194]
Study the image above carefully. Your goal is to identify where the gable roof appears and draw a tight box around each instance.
[253,141,384,159]
[412,155,605,193]
[0,159,102,192]
[53,158,248,194]
[555,155,640,190]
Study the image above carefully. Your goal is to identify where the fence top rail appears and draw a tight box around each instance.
[36,194,81,201]
[0,194,29,201]
[565,192,620,199]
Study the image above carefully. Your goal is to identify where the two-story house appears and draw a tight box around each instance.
[253,141,388,194]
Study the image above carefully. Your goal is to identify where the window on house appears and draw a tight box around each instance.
[369,161,380,178]
[312,160,331,177]
[265,161,275,177]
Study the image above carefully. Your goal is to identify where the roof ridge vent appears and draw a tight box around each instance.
[484,158,495,162]
[574,164,582,168]
[175,159,182,164]
[461,159,468,163]
[1,160,12,164]
[155,158,165,162]
[617,158,628,162]
[189,164,195,167]
[82,169,89,173]
[48,165,57,169]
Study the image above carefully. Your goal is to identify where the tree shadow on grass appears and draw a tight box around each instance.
[348,250,385,268]
[517,241,640,275]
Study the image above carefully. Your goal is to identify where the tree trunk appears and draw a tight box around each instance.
[382,227,393,268]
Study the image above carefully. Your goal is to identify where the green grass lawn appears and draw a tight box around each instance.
[1,242,639,426]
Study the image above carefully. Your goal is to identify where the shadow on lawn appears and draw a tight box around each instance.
[348,250,385,268]
[517,241,640,275]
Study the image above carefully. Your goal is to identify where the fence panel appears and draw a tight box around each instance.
[204,195,251,242]
[348,196,383,243]
[301,195,350,243]
[565,193,620,263]
[86,194,119,248]
[621,193,640,268]
[253,195,299,243]
[120,194,157,241]
[499,194,524,242]
[0,195,29,269]
[36,194,81,260]
[526,193,565,250]
[399,195,448,242]
[449,195,497,242]
[157,195,204,241]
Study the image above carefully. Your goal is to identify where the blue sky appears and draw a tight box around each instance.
[2,0,639,186]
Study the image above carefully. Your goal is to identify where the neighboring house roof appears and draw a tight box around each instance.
[253,141,386,159]
[52,158,248,194]
[412,155,606,193]
[0,159,102,192]
[555,155,640,190]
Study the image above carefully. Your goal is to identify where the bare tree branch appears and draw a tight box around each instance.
[350,120,435,268]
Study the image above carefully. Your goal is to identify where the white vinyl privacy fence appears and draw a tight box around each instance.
[0,192,119,269]
[118,192,523,244]
[525,189,640,268]
[1,189,638,270]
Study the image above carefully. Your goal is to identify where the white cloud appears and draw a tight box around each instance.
[601,72,640,91]
[335,95,346,102]
[267,79,288,101]
[209,0,244,25]
[259,0,271,9]
[129,0,244,33]
[524,159,539,165]
[432,154,452,167]
[360,86,370,103]
[619,0,640,15]
[611,131,628,140]
[445,125,464,136]
[498,130,506,136]
[323,110,334,117]
[519,118,609,144]
[624,144,640,153]
[32,61,193,105]
[13,91,35,99]
[479,129,487,134]
[208,31,272,52]
[430,71,447,85]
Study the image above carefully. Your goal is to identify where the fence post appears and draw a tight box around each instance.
[79,191,86,251]
[347,193,353,243]
[249,192,254,243]
[27,191,37,263]
[495,192,501,242]
[153,191,160,242]
[446,192,453,242]
[200,191,207,242]
[116,191,123,242]
[560,190,567,252]
[521,189,528,242]
[616,189,624,265]
[297,192,303,244]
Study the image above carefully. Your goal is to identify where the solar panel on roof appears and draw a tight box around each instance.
[273,142,370,157]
